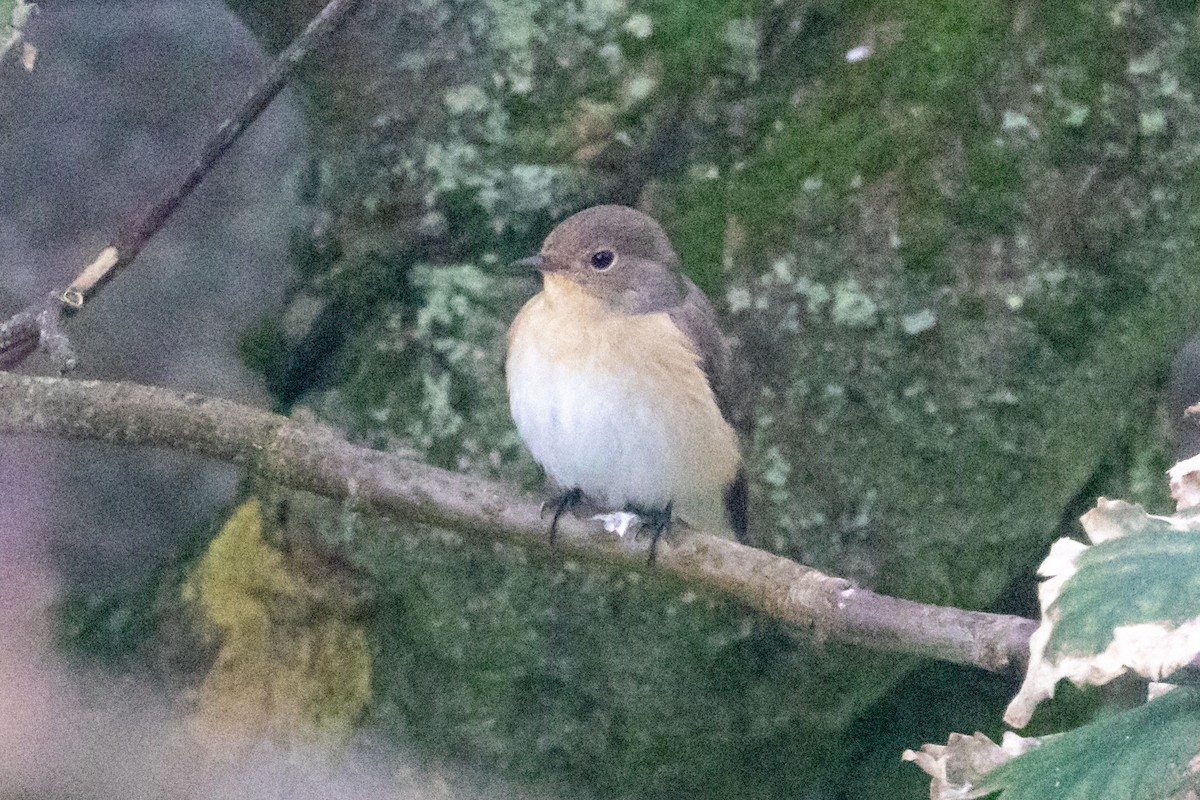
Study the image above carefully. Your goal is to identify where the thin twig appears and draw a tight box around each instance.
[0,372,1037,676]
[0,0,365,367]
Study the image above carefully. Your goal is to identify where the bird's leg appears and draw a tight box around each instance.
[542,487,584,550]
[631,503,673,565]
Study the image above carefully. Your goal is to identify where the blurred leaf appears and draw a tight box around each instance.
[903,730,1040,800]
[181,499,371,750]
[909,689,1200,800]
[1,0,36,70]
[986,688,1200,800]
[1006,495,1200,727]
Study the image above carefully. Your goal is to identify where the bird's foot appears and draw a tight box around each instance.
[630,503,673,565]
[541,487,584,550]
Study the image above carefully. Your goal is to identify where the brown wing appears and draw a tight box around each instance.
[667,277,749,543]
[667,277,740,426]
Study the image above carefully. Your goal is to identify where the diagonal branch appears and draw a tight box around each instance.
[0,0,364,369]
[62,0,364,305]
[0,372,1036,675]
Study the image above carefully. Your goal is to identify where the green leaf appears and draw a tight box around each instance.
[982,688,1200,800]
[1005,493,1200,727]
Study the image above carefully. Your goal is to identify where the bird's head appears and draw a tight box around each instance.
[520,205,686,313]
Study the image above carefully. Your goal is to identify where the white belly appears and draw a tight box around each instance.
[506,286,739,532]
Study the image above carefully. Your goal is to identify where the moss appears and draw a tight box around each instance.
[323,262,539,479]
[631,0,764,92]
[712,0,1200,609]
[954,139,1023,233]
[665,0,1029,284]
[349,524,899,799]
[887,0,1008,112]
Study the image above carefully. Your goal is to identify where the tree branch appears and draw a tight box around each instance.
[0,0,364,368]
[0,372,1036,675]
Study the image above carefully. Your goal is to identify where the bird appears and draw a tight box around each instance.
[505,204,747,560]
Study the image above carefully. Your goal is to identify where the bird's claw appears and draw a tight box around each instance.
[630,503,673,565]
[545,487,584,549]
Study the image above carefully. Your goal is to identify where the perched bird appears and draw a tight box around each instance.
[505,205,747,559]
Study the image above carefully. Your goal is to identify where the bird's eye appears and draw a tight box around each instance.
[590,249,616,270]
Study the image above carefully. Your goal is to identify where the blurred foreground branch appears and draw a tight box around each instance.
[0,372,1036,674]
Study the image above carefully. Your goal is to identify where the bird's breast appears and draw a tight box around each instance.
[505,278,739,525]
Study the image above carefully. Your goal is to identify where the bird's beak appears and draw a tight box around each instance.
[512,254,544,271]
